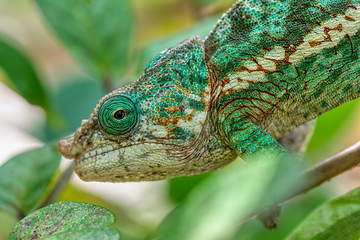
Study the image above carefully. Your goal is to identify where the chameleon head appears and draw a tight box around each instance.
[58,89,192,182]
[57,36,234,182]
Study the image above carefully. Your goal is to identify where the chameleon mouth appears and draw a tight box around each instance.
[82,145,118,160]
[76,144,121,164]
[76,142,166,164]
[76,142,184,169]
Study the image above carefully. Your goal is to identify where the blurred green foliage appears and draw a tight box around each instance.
[287,187,360,240]
[0,143,61,219]
[0,38,48,110]
[158,157,305,240]
[0,0,360,239]
[35,0,134,81]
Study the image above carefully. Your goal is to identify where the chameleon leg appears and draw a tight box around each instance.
[222,119,286,228]
[221,117,316,161]
[257,206,281,229]
[258,121,316,229]
[221,118,315,229]
[221,119,288,161]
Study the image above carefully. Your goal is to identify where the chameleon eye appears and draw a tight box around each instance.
[113,109,126,120]
[99,95,138,135]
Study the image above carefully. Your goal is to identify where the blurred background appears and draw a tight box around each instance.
[1,0,360,239]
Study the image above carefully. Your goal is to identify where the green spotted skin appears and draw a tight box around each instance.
[58,0,360,182]
[207,0,360,159]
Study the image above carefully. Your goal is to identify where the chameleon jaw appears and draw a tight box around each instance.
[74,145,126,182]
[57,134,127,179]
[77,144,120,163]
[59,129,238,182]
[63,137,191,182]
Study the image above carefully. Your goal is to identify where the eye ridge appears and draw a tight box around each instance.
[113,109,127,120]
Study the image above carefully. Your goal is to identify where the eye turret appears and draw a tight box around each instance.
[99,95,138,135]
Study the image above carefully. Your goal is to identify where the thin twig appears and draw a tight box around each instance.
[284,141,360,202]
[40,161,75,208]
[242,141,360,226]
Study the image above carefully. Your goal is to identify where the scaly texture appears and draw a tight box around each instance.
[58,0,360,182]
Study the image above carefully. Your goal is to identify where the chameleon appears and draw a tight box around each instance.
[58,0,360,183]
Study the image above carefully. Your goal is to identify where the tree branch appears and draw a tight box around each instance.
[243,141,360,227]
[286,141,360,202]
[40,161,75,208]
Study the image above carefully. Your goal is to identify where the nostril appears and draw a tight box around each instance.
[86,141,93,147]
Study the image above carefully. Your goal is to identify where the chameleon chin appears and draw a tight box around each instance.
[59,0,360,183]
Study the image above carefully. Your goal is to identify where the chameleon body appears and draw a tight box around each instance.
[58,0,360,182]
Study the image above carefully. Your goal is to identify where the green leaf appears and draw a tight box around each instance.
[0,143,61,218]
[286,187,360,240]
[231,187,331,240]
[168,174,210,203]
[137,14,220,75]
[58,184,151,240]
[159,157,305,240]
[34,0,134,80]
[9,201,120,240]
[0,37,48,109]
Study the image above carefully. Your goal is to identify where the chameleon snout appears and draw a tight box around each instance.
[58,118,96,160]
[58,134,86,160]
[58,137,77,159]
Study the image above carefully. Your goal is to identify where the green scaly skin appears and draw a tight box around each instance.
[58,0,360,182]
